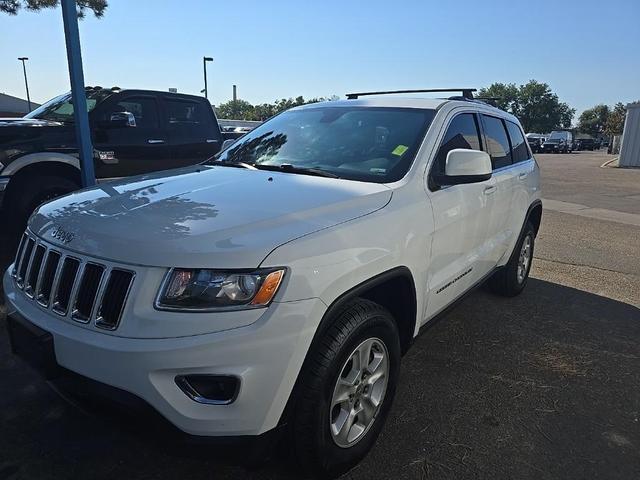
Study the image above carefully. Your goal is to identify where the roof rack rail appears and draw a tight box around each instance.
[346,88,476,100]
[474,96,500,106]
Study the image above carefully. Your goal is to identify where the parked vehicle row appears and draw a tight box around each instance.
[5,89,541,478]
[541,130,573,153]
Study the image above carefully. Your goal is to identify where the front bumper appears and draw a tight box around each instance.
[4,269,326,437]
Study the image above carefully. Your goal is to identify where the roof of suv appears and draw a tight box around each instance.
[296,96,507,115]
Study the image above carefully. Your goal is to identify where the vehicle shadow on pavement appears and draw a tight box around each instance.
[0,279,638,480]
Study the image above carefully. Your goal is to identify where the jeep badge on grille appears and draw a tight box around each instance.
[51,225,75,244]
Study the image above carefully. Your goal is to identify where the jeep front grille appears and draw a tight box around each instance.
[11,232,135,331]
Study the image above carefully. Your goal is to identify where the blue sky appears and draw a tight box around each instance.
[1,0,638,118]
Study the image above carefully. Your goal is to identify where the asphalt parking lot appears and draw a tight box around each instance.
[1,151,639,480]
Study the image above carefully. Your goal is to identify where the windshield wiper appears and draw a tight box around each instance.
[210,160,257,170]
[253,164,339,178]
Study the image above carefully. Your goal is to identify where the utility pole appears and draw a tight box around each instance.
[61,0,95,187]
[17,57,31,112]
[233,84,237,102]
[203,56,213,99]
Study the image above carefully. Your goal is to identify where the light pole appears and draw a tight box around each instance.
[17,57,31,112]
[203,56,213,100]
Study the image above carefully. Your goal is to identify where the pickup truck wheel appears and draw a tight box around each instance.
[291,298,400,478]
[8,175,79,232]
[489,221,535,297]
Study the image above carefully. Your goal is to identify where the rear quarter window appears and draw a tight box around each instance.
[505,121,530,163]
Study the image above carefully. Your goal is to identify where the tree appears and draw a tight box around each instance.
[578,104,610,137]
[517,80,575,132]
[215,95,338,120]
[0,0,107,17]
[215,99,256,120]
[479,80,575,133]
[605,102,627,136]
[477,83,519,115]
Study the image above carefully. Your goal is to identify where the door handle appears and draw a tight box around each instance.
[518,172,528,180]
[483,185,497,195]
[147,139,165,144]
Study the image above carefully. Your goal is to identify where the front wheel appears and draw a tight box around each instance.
[290,298,401,478]
[6,175,79,233]
[489,221,535,297]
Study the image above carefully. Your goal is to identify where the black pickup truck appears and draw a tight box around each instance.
[0,87,231,230]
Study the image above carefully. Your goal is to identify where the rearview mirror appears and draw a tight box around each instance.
[436,149,492,186]
[108,111,136,128]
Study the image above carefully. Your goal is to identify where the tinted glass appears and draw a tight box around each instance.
[432,113,482,176]
[482,115,512,169]
[113,97,159,128]
[166,99,206,125]
[212,106,436,183]
[26,90,113,122]
[506,121,529,163]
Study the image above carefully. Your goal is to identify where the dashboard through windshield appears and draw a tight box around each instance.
[212,106,436,183]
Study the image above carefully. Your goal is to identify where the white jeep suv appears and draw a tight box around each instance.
[4,89,541,478]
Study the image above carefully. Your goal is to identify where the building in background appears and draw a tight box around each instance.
[0,93,40,117]
[619,102,640,167]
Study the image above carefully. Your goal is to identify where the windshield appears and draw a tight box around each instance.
[210,106,436,183]
[25,90,113,122]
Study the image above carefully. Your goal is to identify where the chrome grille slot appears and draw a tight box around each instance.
[96,269,134,330]
[13,231,135,331]
[11,234,27,277]
[25,244,46,297]
[72,263,105,322]
[37,250,61,307]
[52,257,80,315]
[17,237,35,287]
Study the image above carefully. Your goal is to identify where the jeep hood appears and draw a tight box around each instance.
[29,165,392,268]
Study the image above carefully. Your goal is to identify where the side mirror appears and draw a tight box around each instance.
[108,111,136,128]
[436,149,492,186]
[221,139,237,151]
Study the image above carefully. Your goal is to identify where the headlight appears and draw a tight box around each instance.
[156,268,285,311]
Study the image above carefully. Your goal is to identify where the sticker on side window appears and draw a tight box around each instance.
[391,145,408,156]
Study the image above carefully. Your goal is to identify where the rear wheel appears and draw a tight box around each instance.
[290,298,401,478]
[489,221,535,297]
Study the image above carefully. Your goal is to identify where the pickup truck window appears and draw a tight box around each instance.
[24,90,113,123]
[214,106,436,183]
[112,97,160,128]
[166,99,207,125]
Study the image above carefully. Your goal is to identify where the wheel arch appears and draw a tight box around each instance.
[278,266,417,430]
[3,155,81,200]
[526,199,543,236]
[2,152,80,176]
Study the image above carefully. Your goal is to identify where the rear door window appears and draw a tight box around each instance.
[505,121,530,163]
[432,113,483,177]
[482,115,512,169]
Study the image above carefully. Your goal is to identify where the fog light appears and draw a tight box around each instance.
[175,375,239,405]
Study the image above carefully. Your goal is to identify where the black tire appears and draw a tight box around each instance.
[488,221,535,297]
[6,175,79,233]
[290,298,401,478]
